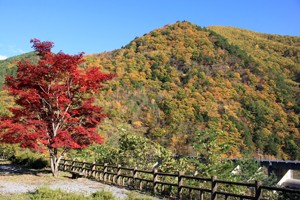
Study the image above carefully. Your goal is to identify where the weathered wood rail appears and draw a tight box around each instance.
[59,159,300,199]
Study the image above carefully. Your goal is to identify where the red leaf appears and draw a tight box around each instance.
[0,39,113,153]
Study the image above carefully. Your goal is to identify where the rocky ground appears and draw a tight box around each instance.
[0,160,158,199]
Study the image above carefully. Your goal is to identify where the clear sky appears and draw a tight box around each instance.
[0,0,299,59]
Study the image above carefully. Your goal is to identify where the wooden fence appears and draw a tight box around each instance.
[59,159,300,199]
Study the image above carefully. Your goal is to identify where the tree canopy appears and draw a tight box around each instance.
[0,39,114,176]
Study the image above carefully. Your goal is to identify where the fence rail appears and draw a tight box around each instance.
[59,159,300,200]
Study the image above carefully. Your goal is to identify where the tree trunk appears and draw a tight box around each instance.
[50,148,63,177]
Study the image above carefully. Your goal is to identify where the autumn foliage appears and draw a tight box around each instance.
[85,21,299,160]
[0,39,114,175]
[0,21,299,162]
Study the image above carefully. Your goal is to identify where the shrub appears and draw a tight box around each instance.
[11,149,48,169]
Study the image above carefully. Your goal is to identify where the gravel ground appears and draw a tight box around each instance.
[0,162,158,199]
[0,177,129,198]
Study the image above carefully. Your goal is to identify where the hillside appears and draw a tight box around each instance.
[208,26,300,112]
[1,21,299,160]
[0,52,38,89]
[85,21,299,159]
[0,52,38,116]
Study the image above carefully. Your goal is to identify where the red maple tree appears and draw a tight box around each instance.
[0,39,114,176]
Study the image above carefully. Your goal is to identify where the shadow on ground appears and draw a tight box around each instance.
[0,161,51,176]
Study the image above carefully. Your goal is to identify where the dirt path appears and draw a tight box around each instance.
[0,161,157,199]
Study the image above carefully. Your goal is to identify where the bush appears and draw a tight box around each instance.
[11,150,48,169]
[0,144,17,159]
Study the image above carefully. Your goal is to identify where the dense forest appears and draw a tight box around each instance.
[0,21,299,160]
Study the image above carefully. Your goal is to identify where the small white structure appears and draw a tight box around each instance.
[231,165,241,175]
[277,170,300,189]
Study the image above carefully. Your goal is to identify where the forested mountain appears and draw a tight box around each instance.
[0,52,38,89]
[1,21,299,160]
[0,52,38,116]
[208,26,300,113]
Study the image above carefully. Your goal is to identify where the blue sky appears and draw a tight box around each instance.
[0,0,299,59]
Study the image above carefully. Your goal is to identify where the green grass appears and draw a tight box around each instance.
[0,187,116,200]
[125,192,154,200]
[0,187,159,200]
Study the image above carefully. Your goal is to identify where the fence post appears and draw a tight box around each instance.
[90,162,96,177]
[255,181,262,200]
[116,164,121,185]
[153,169,158,194]
[82,160,86,175]
[71,159,76,172]
[178,171,184,199]
[211,176,217,200]
[63,159,67,171]
[133,166,138,189]
[104,163,108,182]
